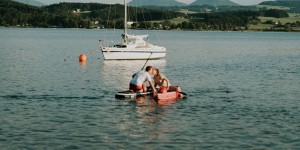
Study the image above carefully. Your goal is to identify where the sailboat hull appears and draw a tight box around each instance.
[101,47,166,60]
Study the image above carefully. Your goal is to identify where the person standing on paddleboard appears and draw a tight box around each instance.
[129,66,157,93]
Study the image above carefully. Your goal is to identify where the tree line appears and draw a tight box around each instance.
[0,0,291,31]
[0,0,182,28]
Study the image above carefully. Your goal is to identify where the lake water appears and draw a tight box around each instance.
[0,28,299,149]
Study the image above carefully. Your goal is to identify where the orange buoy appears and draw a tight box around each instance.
[79,54,87,62]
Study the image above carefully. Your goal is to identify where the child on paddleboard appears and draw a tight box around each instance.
[153,68,180,93]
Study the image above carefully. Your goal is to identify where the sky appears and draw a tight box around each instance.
[38,0,272,6]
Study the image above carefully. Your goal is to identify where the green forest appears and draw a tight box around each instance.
[1,0,300,31]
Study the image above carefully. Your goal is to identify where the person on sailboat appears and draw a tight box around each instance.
[153,68,180,93]
[129,66,157,93]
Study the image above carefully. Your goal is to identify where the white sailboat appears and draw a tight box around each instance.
[100,0,166,60]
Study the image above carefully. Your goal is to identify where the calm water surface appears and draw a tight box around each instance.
[0,28,300,149]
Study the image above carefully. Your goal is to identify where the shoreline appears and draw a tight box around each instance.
[1,26,300,32]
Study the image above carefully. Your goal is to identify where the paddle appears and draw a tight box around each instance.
[132,52,153,78]
[141,52,153,71]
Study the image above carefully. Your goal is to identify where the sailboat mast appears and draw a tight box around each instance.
[124,0,127,36]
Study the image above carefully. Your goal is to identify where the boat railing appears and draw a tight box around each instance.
[99,40,115,48]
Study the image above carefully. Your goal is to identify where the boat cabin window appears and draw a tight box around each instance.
[114,44,127,48]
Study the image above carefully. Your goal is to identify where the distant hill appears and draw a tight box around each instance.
[260,0,300,6]
[13,0,44,7]
[259,0,300,13]
[190,0,239,6]
[276,0,300,1]
[128,0,187,7]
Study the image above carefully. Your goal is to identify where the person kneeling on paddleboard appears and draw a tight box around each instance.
[129,66,157,93]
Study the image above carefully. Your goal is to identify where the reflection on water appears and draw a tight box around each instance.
[79,61,87,69]
[102,59,166,71]
[101,59,166,91]
[115,95,178,145]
